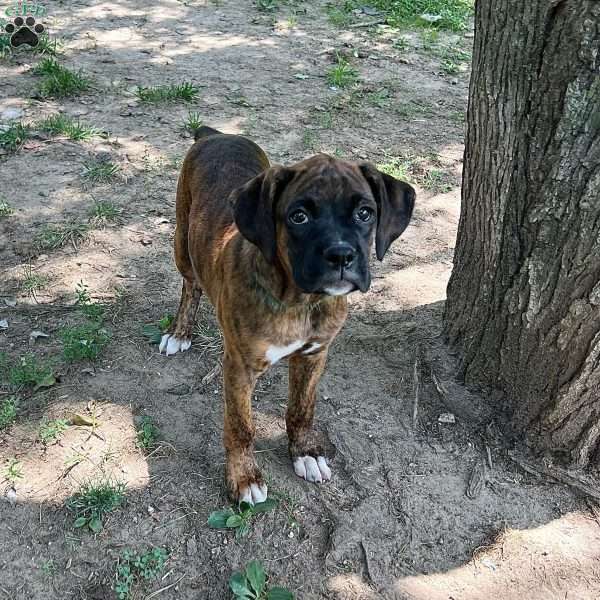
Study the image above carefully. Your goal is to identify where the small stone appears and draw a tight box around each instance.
[0,319,8,329]
[438,412,456,424]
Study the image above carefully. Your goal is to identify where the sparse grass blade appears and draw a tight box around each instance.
[35,58,92,98]
[35,221,89,250]
[135,82,199,103]
[370,0,474,31]
[38,114,100,141]
[83,160,120,183]
[39,418,69,445]
[326,54,358,88]
[184,111,203,134]
[67,479,125,532]
[89,199,120,223]
[0,396,18,430]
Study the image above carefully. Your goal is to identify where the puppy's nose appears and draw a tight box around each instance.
[324,243,355,268]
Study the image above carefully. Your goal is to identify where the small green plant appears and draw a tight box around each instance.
[377,155,412,181]
[208,498,278,539]
[5,458,23,484]
[393,36,410,51]
[60,322,109,361]
[89,199,120,223]
[421,167,454,193]
[142,314,174,344]
[256,0,278,11]
[229,560,293,600]
[115,547,168,600]
[326,54,358,88]
[420,28,440,49]
[0,199,14,217]
[67,479,126,533]
[184,111,203,134]
[83,160,120,183]
[0,33,12,58]
[38,113,100,141]
[0,121,32,152]
[40,559,57,577]
[441,58,459,74]
[35,221,89,250]
[301,129,317,150]
[7,354,55,389]
[21,263,48,295]
[39,418,69,445]
[371,0,473,31]
[35,58,92,97]
[75,280,105,321]
[135,82,199,103]
[136,417,160,451]
[0,396,18,430]
[33,34,63,56]
[367,87,392,108]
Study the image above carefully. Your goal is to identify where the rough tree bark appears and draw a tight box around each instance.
[444,0,600,466]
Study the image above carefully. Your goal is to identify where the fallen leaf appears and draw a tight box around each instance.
[70,413,97,427]
[0,319,8,329]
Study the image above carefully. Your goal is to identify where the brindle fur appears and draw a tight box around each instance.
[168,126,413,500]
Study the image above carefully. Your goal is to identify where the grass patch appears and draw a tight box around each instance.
[83,159,120,183]
[326,4,355,27]
[35,221,89,250]
[184,111,203,134]
[21,263,48,298]
[0,121,32,152]
[38,113,100,141]
[0,33,12,58]
[136,417,160,451]
[209,498,278,539]
[378,153,455,193]
[230,560,293,600]
[135,82,199,103]
[371,0,473,31]
[88,199,121,224]
[441,58,460,74]
[0,199,14,217]
[5,458,23,484]
[326,53,359,88]
[39,418,69,445]
[33,35,64,57]
[0,396,18,430]
[115,547,168,600]
[60,322,109,361]
[255,0,278,11]
[67,479,126,533]
[3,353,55,389]
[35,58,92,98]
[377,155,412,181]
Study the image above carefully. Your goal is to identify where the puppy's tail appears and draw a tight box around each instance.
[194,125,222,141]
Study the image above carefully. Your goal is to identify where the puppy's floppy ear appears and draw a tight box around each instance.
[230,166,295,263]
[359,162,416,261]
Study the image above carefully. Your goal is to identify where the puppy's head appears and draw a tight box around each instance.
[231,154,415,296]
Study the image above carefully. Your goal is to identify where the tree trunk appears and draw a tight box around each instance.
[444,0,600,467]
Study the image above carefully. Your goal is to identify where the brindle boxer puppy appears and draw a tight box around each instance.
[161,126,415,504]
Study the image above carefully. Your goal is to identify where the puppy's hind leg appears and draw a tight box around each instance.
[159,279,202,356]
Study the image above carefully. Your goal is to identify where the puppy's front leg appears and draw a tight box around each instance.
[222,349,267,505]
[287,351,332,484]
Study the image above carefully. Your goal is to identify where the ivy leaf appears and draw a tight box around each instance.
[207,509,235,529]
[245,560,266,596]
[267,587,294,600]
[226,514,244,528]
[88,517,103,533]
[252,498,278,513]
[229,572,253,599]
[73,516,88,528]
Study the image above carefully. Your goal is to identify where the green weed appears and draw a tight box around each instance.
[0,121,32,152]
[326,54,359,88]
[5,353,55,389]
[21,263,48,295]
[39,418,69,445]
[0,396,18,430]
[255,0,278,11]
[136,417,160,451]
[60,322,109,361]
[35,58,92,97]
[208,498,278,539]
[184,111,203,134]
[441,58,459,74]
[67,479,126,533]
[5,458,23,483]
[142,314,174,344]
[33,35,64,56]
[88,199,120,223]
[35,221,89,250]
[135,82,199,103]
[230,560,293,600]
[377,155,412,181]
[83,160,120,183]
[0,199,14,217]
[371,0,473,31]
[40,559,57,577]
[38,113,100,141]
[115,547,168,600]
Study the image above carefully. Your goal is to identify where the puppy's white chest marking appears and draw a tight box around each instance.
[266,340,305,365]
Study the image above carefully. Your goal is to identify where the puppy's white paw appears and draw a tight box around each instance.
[159,334,191,356]
[293,456,331,483]
[239,482,268,506]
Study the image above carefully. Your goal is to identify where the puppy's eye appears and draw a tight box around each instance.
[289,210,309,225]
[355,207,374,223]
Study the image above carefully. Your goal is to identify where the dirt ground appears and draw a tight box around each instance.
[1,1,600,599]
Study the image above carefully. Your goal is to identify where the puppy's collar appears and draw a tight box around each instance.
[251,272,327,313]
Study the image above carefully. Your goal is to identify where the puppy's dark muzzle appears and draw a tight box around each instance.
[323,243,355,269]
